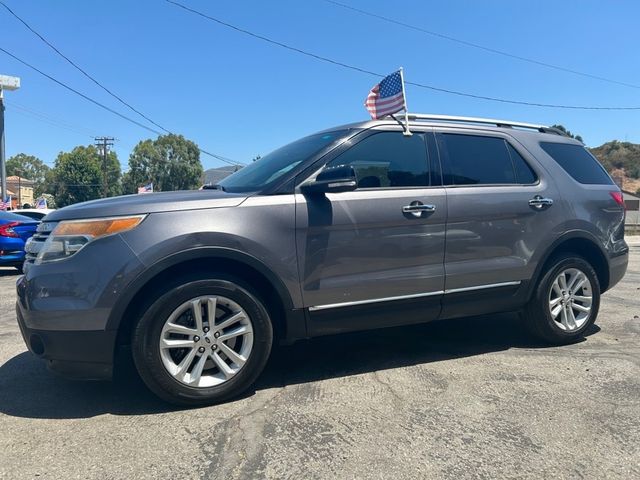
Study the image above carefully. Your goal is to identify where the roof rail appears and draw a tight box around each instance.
[402,113,567,136]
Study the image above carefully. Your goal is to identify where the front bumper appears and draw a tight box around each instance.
[15,232,145,380]
[16,302,116,380]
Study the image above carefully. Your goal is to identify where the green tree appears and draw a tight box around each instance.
[6,153,51,197]
[123,134,203,193]
[551,124,584,143]
[50,146,121,207]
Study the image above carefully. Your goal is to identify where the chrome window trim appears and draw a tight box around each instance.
[308,281,521,311]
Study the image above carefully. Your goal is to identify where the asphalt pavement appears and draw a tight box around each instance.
[1,240,639,479]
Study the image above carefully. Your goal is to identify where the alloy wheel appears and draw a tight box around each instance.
[159,295,254,387]
[548,267,593,332]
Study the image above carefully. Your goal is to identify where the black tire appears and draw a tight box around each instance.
[523,254,600,344]
[131,274,273,406]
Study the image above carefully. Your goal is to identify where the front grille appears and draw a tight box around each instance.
[24,221,57,264]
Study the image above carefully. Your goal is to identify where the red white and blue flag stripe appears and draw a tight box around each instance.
[138,182,153,194]
[365,70,406,119]
[0,196,11,210]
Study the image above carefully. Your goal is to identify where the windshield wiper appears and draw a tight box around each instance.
[201,183,226,192]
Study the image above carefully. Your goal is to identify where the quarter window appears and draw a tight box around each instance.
[507,143,538,184]
[327,132,431,188]
[540,142,614,185]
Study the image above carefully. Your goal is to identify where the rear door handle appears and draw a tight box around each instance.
[402,203,436,217]
[529,195,554,210]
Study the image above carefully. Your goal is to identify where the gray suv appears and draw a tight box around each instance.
[16,114,628,405]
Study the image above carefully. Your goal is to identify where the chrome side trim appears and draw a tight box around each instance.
[308,290,445,312]
[444,281,521,294]
[307,281,521,311]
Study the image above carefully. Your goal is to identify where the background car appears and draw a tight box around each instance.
[0,211,39,272]
[13,208,55,221]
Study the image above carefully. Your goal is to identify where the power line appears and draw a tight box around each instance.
[0,0,172,133]
[5,100,97,137]
[165,0,640,111]
[323,0,640,91]
[0,47,165,134]
[0,47,244,165]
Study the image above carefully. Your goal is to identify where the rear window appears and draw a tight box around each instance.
[540,142,613,185]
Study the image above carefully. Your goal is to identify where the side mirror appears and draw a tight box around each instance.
[301,165,357,195]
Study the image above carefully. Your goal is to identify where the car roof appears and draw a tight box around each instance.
[321,114,583,146]
[16,208,55,214]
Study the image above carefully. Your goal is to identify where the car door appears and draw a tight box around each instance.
[295,129,447,335]
[435,129,563,318]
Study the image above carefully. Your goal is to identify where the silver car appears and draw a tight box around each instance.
[16,114,628,405]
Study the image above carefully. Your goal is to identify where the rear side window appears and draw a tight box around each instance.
[328,132,431,188]
[540,142,613,185]
[438,133,536,185]
[507,143,537,184]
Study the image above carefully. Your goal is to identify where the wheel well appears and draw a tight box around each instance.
[541,237,609,292]
[115,257,288,351]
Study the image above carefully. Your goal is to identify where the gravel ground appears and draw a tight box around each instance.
[1,239,639,479]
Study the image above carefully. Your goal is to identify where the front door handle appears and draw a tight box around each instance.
[529,195,554,210]
[402,202,436,217]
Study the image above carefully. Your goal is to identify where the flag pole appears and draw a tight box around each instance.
[399,67,412,136]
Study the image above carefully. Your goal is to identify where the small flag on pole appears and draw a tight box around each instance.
[0,195,11,210]
[365,70,406,119]
[364,68,411,135]
[138,182,153,194]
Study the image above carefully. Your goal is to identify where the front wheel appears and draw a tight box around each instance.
[132,276,273,406]
[523,254,600,344]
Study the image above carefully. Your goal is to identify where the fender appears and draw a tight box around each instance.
[526,229,609,300]
[106,246,296,332]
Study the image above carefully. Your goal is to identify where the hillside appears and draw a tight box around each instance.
[589,141,640,193]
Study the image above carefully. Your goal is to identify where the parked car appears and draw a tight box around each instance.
[17,114,628,405]
[14,208,55,221]
[0,211,39,272]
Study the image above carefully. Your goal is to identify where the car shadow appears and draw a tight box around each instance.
[0,313,600,419]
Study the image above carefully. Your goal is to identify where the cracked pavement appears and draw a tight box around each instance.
[1,239,639,479]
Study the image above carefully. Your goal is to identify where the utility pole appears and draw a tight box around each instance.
[17,168,22,207]
[0,75,20,206]
[94,136,114,198]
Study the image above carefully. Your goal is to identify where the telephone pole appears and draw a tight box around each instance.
[94,136,114,198]
[0,75,20,206]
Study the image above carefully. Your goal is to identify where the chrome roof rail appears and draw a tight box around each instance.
[400,113,567,136]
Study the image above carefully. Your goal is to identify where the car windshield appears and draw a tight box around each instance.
[219,129,351,193]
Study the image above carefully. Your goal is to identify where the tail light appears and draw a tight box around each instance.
[0,222,21,238]
[610,191,625,208]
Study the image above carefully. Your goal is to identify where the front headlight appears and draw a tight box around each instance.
[35,215,146,264]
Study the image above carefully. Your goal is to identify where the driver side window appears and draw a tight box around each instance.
[327,132,431,188]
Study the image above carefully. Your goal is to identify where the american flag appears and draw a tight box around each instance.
[365,70,406,119]
[138,182,153,194]
[0,196,11,210]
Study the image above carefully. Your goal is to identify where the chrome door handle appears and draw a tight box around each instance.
[529,195,554,210]
[402,203,436,217]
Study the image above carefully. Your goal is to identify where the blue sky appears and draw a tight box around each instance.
[2,0,640,171]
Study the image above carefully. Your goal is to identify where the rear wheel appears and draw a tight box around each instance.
[523,254,600,344]
[132,276,273,406]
